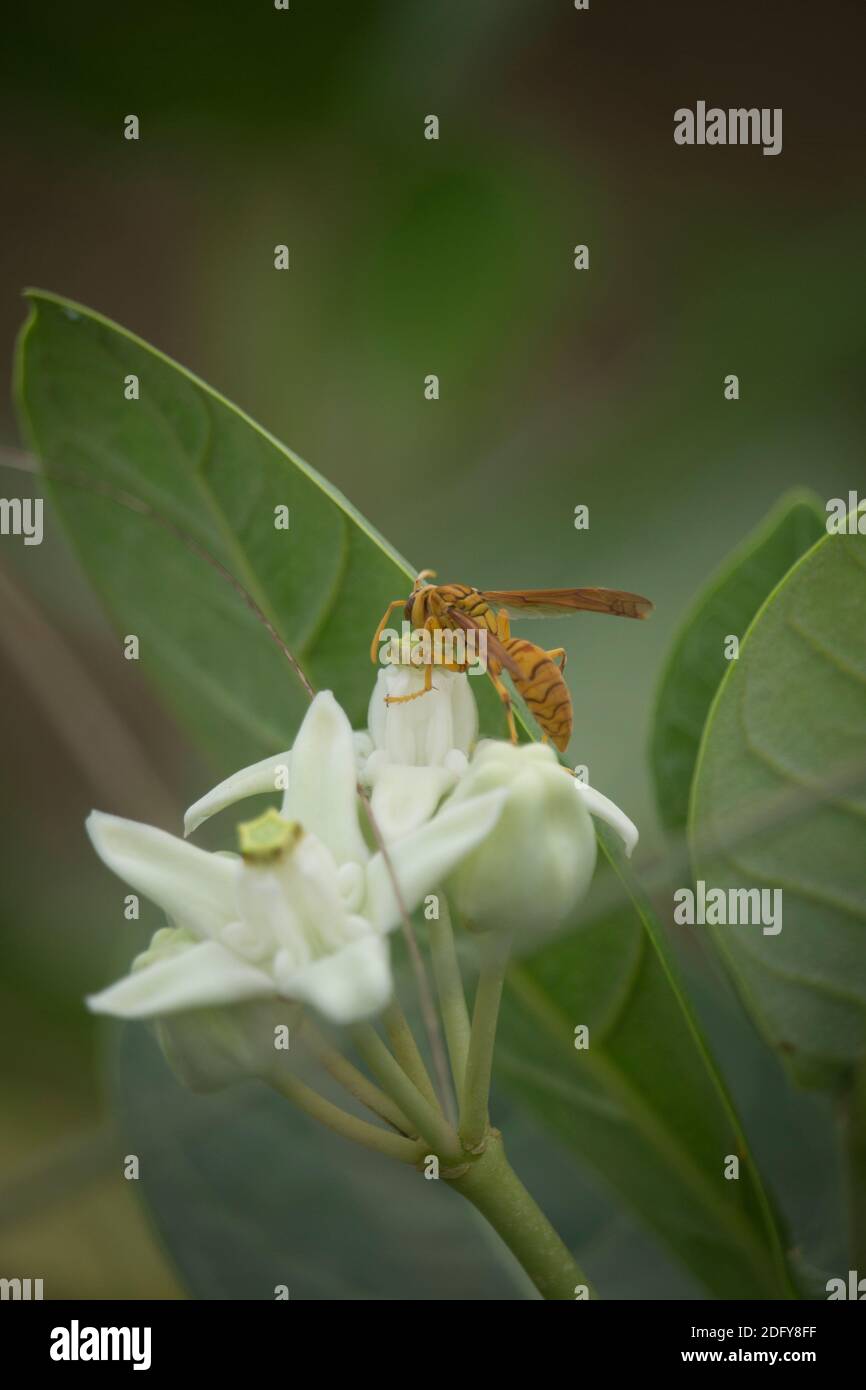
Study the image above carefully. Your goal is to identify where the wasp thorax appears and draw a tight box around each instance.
[238,808,303,865]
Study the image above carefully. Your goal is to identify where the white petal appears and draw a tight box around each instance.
[417,675,457,765]
[337,861,364,910]
[86,940,274,1019]
[184,752,291,836]
[235,861,310,965]
[353,730,374,761]
[451,673,479,754]
[363,787,508,931]
[366,668,390,755]
[444,749,469,779]
[369,665,453,765]
[281,935,393,1024]
[370,764,457,839]
[87,812,237,939]
[575,783,639,858]
[281,691,368,866]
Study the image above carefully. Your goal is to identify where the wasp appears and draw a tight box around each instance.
[370,571,653,752]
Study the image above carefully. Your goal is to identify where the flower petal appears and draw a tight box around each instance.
[369,764,457,839]
[184,752,291,836]
[281,935,393,1024]
[368,666,477,766]
[281,691,368,866]
[363,787,507,931]
[366,667,390,754]
[86,940,274,1019]
[451,673,479,755]
[87,811,237,939]
[575,783,639,858]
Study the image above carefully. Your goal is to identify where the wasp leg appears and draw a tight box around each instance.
[546,647,567,671]
[488,668,518,744]
[385,660,434,704]
[370,599,407,664]
[421,614,468,674]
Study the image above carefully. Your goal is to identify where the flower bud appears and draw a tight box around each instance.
[446,741,597,934]
[134,927,299,1092]
[361,665,478,838]
[366,664,477,769]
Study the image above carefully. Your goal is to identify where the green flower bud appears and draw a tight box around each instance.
[134,927,299,1093]
[446,742,597,934]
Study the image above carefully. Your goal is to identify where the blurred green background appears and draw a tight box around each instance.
[0,1,863,1296]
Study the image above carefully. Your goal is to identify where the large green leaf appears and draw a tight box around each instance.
[651,492,825,830]
[690,526,866,1089]
[15,289,415,776]
[16,292,792,1297]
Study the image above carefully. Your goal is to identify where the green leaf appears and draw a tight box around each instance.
[499,827,796,1299]
[17,292,793,1298]
[15,289,415,776]
[651,492,826,830]
[690,525,866,1089]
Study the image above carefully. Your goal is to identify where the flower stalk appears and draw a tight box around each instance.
[267,1064,425,1165]
[459,928,513,1152]
[445,1133,596,1300]
[351,1024,463,1162]
[382,1000,442,1114]
[427,899,471,1093]
[301,1020,413,1134]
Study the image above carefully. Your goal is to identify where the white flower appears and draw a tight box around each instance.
[446,741,639,934]
[87,691,506,1028]
[184,663,480,845]
[360,665,478,839]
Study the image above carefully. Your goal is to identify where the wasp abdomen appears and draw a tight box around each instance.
[501,637,573,752]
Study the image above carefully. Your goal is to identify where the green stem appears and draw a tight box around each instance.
[268,1065,424,1165]
[459,929,512,1152]
[351,1024,462,1160]
[448,1133,596,1300]
[428,900,471,1093]
[844,1057,866,1271]
[301,1022,413,1135]
[382,1000,443,1112]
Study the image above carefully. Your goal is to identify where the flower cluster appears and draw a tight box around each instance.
[86,663,637,1087]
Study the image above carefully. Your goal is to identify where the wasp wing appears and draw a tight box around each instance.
[481,587,653,620]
